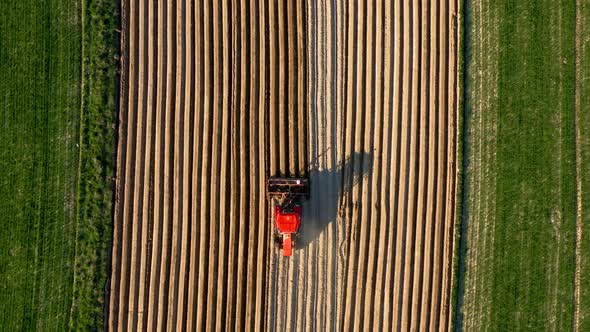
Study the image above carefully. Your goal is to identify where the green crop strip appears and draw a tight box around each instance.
[492,0,576,329]
[0,1,82,329]
[0,0,118,330]
[458,0,581,330]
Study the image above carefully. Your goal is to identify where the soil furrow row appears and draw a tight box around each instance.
[411,1,430,328]
[420,0,438,326]
[165,0,183,327]
[374,2,394,330]
[144,0,167,327]
[136,0,157,327]
[116,0,138,326]
[108,0,129,325]
[194,0,212,326]
[126,0,146,325]
[185,0,203,327]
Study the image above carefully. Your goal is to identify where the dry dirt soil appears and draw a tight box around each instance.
[108,0,459,330]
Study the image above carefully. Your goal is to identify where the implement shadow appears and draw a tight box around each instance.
[297,151,373,249]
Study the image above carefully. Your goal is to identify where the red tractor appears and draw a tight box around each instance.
[267,177,309,256]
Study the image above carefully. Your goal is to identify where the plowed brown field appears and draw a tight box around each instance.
[108,0,459,330]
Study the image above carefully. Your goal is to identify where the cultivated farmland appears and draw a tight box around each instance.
[267,0,459,330]
[108,0,459,331]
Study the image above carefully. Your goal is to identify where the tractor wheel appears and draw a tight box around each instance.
[273,234,282,245]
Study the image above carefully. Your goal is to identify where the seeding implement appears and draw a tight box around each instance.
[266,177,309,256]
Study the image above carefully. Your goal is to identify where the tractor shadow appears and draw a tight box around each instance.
[297,150,373,249]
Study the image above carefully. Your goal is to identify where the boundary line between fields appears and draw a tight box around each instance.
[573,0,582,330]
[68,0,85,328]
[451,0,471,329]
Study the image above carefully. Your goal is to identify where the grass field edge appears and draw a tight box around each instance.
[68,0,120,329]
[450,0,467,329]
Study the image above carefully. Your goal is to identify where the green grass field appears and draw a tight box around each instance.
[457,0,588,330]
[0,1,81,329]
[0,0,118,330]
